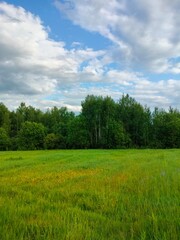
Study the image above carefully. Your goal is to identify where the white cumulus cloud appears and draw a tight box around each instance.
[55,0,180,73]
[0,1,180,111]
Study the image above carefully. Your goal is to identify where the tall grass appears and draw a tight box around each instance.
[0,149,179,239]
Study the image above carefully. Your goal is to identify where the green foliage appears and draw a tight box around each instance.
[0,149,179,239]
[67,116,90,148]
[1,95,180,150]
[81,95,128,148]
[0,103,11,134]
[18,121,46,150]
[0,127,10,150]
[81,95,104,148]
[103,119,131,148]
[44,133,60,149]
[118,94,151,147]
[152,108,180,148]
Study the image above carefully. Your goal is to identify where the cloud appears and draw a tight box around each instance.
[0,2,105,96]
[0,2,179,111]
[55,0,180,73]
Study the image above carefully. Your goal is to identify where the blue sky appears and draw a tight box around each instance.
[0,0,180,111]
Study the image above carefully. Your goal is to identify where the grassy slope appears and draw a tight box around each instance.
[0,149,179,240]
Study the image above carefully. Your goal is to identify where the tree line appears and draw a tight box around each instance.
[0,94,180,150]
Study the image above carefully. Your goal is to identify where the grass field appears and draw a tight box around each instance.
[0,149,179,240]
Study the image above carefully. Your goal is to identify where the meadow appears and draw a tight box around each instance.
[0,149,179,240]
